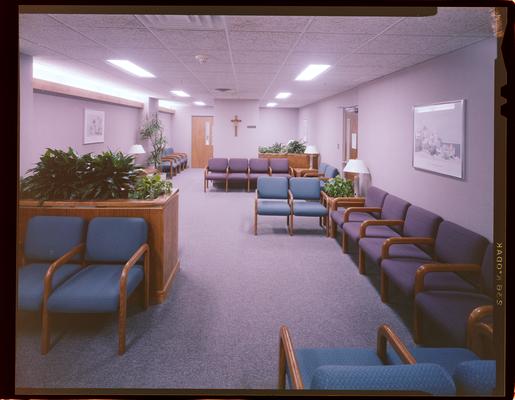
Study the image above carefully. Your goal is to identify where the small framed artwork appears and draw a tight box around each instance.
[413,99,465,179]
[84,109,105,144]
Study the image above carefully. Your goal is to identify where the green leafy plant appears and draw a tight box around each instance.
[322,176,355,198]
[285,139,307,154]
[129,174,172,200]
[20,148,89,201]
[140,113,166,169]
[258,142,285,153]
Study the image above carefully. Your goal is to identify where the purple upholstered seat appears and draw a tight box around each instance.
[227,158,249,182]
[269,158,290,175]
[205,158,228,180]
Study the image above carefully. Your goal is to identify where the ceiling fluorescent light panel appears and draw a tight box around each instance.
[275,92,291,99]
[171,90,190,97]
[295,64,330,81]
[106,60,155,78]
[266,102,278,107]
[193,101,206,106]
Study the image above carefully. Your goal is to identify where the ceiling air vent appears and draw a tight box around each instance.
[215,88,232,92]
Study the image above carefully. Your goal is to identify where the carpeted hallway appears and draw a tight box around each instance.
[16,168,415,390]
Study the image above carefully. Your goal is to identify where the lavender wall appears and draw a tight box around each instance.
[299,38,495,239]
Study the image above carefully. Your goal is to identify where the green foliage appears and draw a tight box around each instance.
[322,176,355,198]
[258,142,285,154]
[20,148,139,201]
[129,174,173,200]
[140,113,166,169]
[285,139,307,154]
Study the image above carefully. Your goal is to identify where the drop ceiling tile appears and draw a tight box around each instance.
[184,63,234,73]
[171,50,231,64]
[295,33,374,53]
[60,45,116,60]
[114,48,177,63]
[194,71,235,81]
[153,29,228,51]
[309,16,402,34]
[356,34,452,55]
[51,14,145,29]
[385,7,492,36]
[225,16,311,32]
[461,22,495,37]
[231,51,288,64]
[428,36,487,55]
[78,28,164,49]
[19,14,62,28]
[138,15,225,30]
[233,63,281,73]
[329,65,396,77]
[19,38,67,58]
[228,31,300,51]
[393,53,437,69]
[285,52,342,65]
[19,24,99,48]
[337,53,409,67]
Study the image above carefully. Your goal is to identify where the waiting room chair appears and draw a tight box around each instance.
[18,216,86,311]
[248,158,270,191]
[269,158,291,178]
[160,147,181,177]
[226,158,249,192]
[254,176,291,235]
[289,178,329,236]
[204,158,228,192]
[41,217,149,355]
[278,323,495,395]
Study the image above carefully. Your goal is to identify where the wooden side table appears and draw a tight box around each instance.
[291,167,319,177]
[321,192,365,238]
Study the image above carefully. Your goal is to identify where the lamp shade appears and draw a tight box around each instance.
[304,145,319,154]
[343,159,369,174]
[128,144,146,155]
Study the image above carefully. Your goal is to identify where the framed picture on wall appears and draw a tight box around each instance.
[84,109,105,144]
[413,99,465,179]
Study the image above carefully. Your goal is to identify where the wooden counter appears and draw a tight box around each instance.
[17,189,180,304]
[258,153,319,169]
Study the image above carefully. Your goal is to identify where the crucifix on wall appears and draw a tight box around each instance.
[231,115,242,137]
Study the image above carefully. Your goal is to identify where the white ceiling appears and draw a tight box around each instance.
[19,8,494,108]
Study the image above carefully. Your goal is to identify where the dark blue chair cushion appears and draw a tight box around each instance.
[402,206,442,254]
[85,217,148,263]
[257,200,291,216]
[17,263,82,311]
[433,221,488,287]
[343,223,400,242]
[290,178,321,200]
[309,364,455,395]
[360,239,431,266]
[381,258,476,298]
[330,209,373,229]
[318,162,328,175]
[292,201,328,217]
[380,195,410,232]
[324,165,339,179]
[47,264,144,313]
[452,360,496,395]
[364,187,388,218]
[415,291,492,346]
[257,176,288,199]
[406,346,479,377]
[24,216,85,261]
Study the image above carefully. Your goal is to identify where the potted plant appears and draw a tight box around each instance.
[322,176,355,198]
[130,174,172,200]
[139,113,167,169]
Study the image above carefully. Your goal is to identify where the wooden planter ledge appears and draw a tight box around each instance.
[18,189,180,304]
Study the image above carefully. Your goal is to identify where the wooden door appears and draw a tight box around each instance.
[191,116,214,168]
[343,107,359,181]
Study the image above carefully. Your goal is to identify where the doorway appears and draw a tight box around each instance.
[342,106,358,181]
[191,116,214,168]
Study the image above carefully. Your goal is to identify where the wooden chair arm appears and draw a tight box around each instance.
[343,207,381,222]
[288,167,295,176]
[467,305,494,351]
[279,325,304,389]
[319,177,331,181]
[301,171,320,177]
[120,243,150,294]
[381,237,434,259]
[414,263,481,295]
[333,197,364,207]
[43,243,85,301]
[360,219,404,238]
[377,324,416,365]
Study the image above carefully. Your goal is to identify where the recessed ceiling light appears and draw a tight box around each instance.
[193,101,206,106]
[106,60,155,78]
[266,102,278,107]
[171,90,191,97]
[295,64,331,81]
[275,92,291,99]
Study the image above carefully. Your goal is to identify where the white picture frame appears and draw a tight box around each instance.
[413,99,465,179]
[84,109,105,144]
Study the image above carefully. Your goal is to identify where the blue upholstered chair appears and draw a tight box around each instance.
[204,158,228,192]
[319,165,339,188]
[289,178,329,236]
[160,147,180,177]
[254,176,291,235]
[41,217,149,355]
[317,162,328,176]
[18,216,86,311]
[279,324,495,395]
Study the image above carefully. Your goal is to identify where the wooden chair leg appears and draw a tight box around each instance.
[254,212,258,236]
[358,248,366,274]
[204,179,206,192]
[144,251,150,309]
[325,216,329,236]
[225,179,228,192]
[290,214,293,236]
[41,306,50,355]
[278,335,286,389]
[380,269,389,302]
[248,180,250,192]
[342,232,349,253]
[118,296,127,355]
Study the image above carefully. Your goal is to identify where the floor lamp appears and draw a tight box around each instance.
[343,159,369,196]
[304,145,319,170]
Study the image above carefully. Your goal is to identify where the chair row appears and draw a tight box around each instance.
[254,176,329,236]
[278,322,495,395]
[18,215,150,355]
[330,186,494,349]
[204,157,293,192]
[161,147,188,176]
[301,161,340,188]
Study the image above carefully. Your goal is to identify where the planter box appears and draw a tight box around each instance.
[258,152,319,169]
[17,189,180,304]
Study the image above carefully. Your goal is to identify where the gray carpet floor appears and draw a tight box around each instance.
[15,168,415,390]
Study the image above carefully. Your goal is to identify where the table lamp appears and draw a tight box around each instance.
[343,159,369,196]
[304,145,319,169]
[128,144,146,167]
